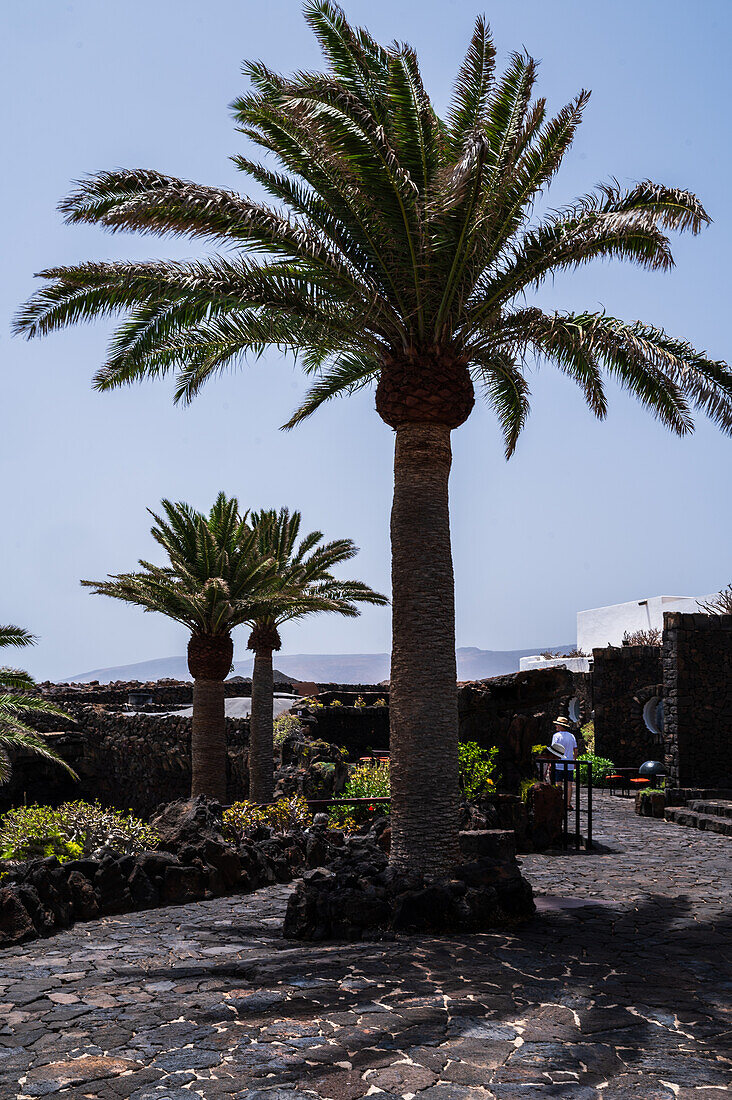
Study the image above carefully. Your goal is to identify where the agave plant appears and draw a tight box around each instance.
[15,3,732,875]
[245,508,386,802]
[0,626,78,785]
[82,495,276,801]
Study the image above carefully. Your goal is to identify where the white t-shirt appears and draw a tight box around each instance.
[551,730,577,771]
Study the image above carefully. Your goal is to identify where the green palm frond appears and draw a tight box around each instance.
[0,626,37,649]
[0,632,78,785]
[82,494,278,636]
[245,508,387,642]
[14,0,731,450]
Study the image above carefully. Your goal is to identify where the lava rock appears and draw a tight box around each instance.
[0,887,36,946]
[284,831,534,941]
[162,864,206,904]
[150,795,225,852]
[66,870,100,920]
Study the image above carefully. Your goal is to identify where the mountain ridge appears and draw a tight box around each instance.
[63,645,572,685]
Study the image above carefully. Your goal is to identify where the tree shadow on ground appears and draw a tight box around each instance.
[108,890,731,1097]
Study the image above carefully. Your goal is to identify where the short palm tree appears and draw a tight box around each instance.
[82,495,275,801]
[0,626,78,784]
[16,3,732,875]
[245,508,387,802]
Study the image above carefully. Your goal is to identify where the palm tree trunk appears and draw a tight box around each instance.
[389,422,461,877]
[191,677,228,802]
[249,648,274,803]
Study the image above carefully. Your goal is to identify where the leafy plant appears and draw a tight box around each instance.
[577,753,616,785]
[580,720,595,754]
[0,801,159,863]
[373,697,388,708]
[222,794,312,843]
[0,625,78,785]
[458,742,499,799]
[273,712,301,752]
[353,696,366,708]
[328,760,390,828]
[519,777,538,803]
[329,699,343,707]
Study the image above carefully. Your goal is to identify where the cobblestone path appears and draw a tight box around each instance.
[1,794,730,1099]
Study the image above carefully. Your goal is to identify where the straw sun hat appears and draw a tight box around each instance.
[553,716,573,729]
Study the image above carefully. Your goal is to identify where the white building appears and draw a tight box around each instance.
[519,592,716,672]
[576,593,715,653]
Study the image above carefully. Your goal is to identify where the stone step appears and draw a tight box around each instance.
[666,788,732,806]
[664,806,732,836]
[687,799,732,819]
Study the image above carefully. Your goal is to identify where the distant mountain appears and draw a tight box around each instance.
[63,645,571,686]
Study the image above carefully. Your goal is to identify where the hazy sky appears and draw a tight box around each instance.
[3,0,731,680]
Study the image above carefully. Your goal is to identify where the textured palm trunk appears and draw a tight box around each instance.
[249,648,274,803]
[191,678,227,802]
[388,422,461,877]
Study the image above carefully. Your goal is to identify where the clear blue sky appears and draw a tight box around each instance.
[2,0,731,680]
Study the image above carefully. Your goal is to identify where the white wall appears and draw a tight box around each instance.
[519,656,592,673]
[577,594,715,653]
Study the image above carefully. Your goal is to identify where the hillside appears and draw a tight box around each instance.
[64,644,571,685]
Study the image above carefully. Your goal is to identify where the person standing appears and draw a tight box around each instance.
[551,716,578,809]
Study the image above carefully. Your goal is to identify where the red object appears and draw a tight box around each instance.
[630,778,650,785]
[368,804,375,812]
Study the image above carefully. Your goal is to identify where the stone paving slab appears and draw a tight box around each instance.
[0,795,730,1099]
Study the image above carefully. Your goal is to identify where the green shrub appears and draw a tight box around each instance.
[329,760,390,829]
[0,802,159,863]
[223,794,311,843]
[580,720,595,754]
[273,712,301,752]
[577,753,616,785]
[459,742,499,799]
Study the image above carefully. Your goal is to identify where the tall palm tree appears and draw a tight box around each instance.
[245,508,387,802]
[16,4,732,875]
[0,626,78,784]
[82,495,275,801]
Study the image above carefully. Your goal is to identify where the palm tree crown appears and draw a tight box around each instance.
[246,507,388,652]
[14,1,732,446]
[82,494,275,644]
[0,626,77,784]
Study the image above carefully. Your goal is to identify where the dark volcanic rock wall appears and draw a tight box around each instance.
[592,645,663,769]
[458,668,576,791]
[1,707,251,816]
[663,612,732,789]
[38,678,293,707]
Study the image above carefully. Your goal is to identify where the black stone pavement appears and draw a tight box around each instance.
[1,793,730,1099]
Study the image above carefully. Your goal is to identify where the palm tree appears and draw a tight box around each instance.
[16,4,732,875]
[82,495,275,801]
[245,508,387,803]
[0,626,78,784]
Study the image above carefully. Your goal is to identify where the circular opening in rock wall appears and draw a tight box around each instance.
[643,696,664,737]
[568,696,582,724]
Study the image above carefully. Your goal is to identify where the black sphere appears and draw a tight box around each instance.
[639,760,665,780]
